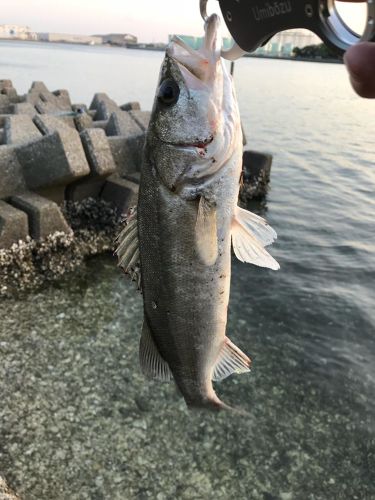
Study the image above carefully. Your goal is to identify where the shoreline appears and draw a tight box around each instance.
[0,38,343,63]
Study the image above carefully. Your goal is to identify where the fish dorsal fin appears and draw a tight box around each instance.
[212,337,251,382]
[115,207,141,288]
[195,196,218,266]
[232,206,280,270]
[139,318,173,382]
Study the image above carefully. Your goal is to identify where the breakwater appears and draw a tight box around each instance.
[0,79,271,296]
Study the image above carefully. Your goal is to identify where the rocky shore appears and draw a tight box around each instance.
[0,80,272,297]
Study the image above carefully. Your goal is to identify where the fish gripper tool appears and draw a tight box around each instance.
[200,0,375,59]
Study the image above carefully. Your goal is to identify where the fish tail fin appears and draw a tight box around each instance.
[186,392,231,412]
[187,393,249,415]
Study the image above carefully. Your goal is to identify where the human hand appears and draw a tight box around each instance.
[341,0,375,98]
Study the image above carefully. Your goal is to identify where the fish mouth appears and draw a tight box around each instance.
[159,135,214,150]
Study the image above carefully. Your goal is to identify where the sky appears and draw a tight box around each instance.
[1,0,368,43]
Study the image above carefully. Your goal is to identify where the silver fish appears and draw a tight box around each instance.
[117,14,279,410]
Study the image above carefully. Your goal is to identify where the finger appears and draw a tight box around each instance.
[344,42,375,98]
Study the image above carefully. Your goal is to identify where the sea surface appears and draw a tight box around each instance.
[0,40,374,500]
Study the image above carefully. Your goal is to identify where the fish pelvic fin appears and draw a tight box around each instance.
[115,206,141,288]
[195,196,218,266]
[231,206,280,270]
[212,336,251,382]
[139,318,173,382]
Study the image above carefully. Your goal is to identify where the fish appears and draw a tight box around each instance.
[116,14,279,411]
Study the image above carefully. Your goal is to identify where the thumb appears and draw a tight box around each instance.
[343,42,375,98]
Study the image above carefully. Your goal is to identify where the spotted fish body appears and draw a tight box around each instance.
[117,15,279,410]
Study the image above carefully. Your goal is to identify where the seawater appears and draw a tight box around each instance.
[0,40,374,499]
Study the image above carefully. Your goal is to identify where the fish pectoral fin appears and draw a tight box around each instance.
[195,196,218,266]
[212,337,251,382]
[139,318,173,382]
[235,206,277,246]
[231,207,280,270]
[115,206,141,288]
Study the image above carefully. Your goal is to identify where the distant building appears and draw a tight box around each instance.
[0,24,37,40]
[256,29,321,56]
[37,33,102,45]
[99,33,137,46]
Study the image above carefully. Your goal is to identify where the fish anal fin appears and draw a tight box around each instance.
[195,196,218,266]
[139,318,173,382]
[212,337,251,382]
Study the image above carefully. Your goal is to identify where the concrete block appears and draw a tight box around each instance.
[33,114,73,135]
[239,150,272,202]
[16,130,90,190]
[74,113,93,132]
[0,80,13,91]
[74,112,93,132]
[10,192,71,239]
[124,172,141,184]
[95,100,120,121]
[0,115,12,127]
[89,93,120,120]
[25,81,50,105]
[35,185,66,205]
[3,88,19,103]
[106,111,143,137]
[0,95,12,114]
[129,110,151,132]
[0,129,3,145]
[0,200,29,248]
[65,178,106,201]
[13,102,37,116]
[101,176,139,215]
[52,89,72,109]
[91,120,108,130]
[120,101,141,111]
[65,129,116,202]
[80,128,116,176]
[108,135,145,175]
[0,146,26,198]
[72,103,88,114]
[4,115,42,145]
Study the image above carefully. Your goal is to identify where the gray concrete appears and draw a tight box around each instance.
[240,150,273,202]
[129,110,151,132]
[65,129,117,202]
[89,93,120,120]
[74,112,93,132]
[10,192,71,240]
[108,135,145,176]
[0,200,29,248]
[120,101,141,111]
[13,102,37,117]
[25,81,50,105]
[101,175,139,215]
[0,146,26,198]
[16,129,90,190]
[4,115,42,145]
[80,128,116,177]
[105,111,143,137]
[0,95,12,114]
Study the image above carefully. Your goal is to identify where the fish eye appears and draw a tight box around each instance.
[157,79,180,107]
